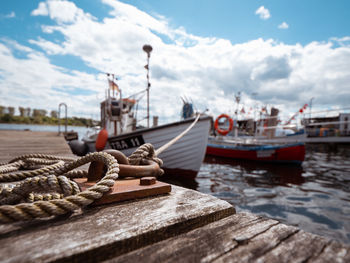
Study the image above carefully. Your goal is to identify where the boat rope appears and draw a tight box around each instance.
[127,114,201,164]
[0,114,201,223]
[155,113,201,156]
[0,152,119,223]
[128,143,163,166]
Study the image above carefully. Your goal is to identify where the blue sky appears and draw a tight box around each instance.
[121,0,350,45]
[0,0,349,123]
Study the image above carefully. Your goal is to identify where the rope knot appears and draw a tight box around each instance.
[128,143,163,166]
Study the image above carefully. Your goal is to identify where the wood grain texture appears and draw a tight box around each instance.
[110,213,350,263]
[0,130,75,163]
[0,185,234,263]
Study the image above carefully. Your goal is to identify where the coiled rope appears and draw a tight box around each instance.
[0,152,119,223]
[0,114,202,223]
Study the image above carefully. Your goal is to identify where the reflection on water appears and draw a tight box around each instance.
[162,144,350,244]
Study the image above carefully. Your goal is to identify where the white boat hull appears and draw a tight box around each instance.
[84,116,212,178]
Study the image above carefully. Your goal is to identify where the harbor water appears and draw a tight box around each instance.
[166,144,350,244]
[1,124,349,244]
[0,123,89,140]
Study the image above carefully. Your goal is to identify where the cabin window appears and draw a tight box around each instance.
[111,106,120,116]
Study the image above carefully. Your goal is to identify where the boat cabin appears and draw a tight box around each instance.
[101,97,137,136]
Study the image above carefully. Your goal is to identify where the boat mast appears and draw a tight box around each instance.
[234,91,241,137]
[143,44,153,128]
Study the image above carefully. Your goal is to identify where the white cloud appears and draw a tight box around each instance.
[255,6,271,20]
[330,36,350,47]
[1,0,350,124]
[4,11,15,18]
[31,0,95,24]
[31,2,49,16]
[29,37,66,55]
[278,22,289,29]
[0,40,104,118]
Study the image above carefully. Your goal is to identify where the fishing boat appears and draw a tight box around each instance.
[206,137,305,164]
[78,45,212,178]
[206,111,305,164]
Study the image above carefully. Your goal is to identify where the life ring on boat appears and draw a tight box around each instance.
[214,114,233,136]
[95,128,108,151]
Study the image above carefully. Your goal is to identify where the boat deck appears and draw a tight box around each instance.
[0,130,349,262]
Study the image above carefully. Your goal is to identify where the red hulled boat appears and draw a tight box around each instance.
[206,138,305,164]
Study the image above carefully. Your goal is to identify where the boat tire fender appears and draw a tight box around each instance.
[95,128,108,151]
[215,114,233,136]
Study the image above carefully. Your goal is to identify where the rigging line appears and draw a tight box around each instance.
[134,92,146,121]
[127,89,148,99]
[155,114,201,156]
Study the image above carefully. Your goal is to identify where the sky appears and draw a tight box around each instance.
[0,0,350,124]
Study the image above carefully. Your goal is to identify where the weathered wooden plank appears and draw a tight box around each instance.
[106,213,258,263]
[109,212,350,263]
[0,185,235,263]
[0,130,74,163]
[310,240,350,263]
[214,223,299,262]
[109,213,279,263]
[251,229,329,263]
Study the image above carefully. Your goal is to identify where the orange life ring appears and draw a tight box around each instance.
[95,128,108,151]
[214,114,233,136]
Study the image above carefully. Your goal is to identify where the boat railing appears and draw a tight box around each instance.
[304,107,350,116]
[255,120,350,130]
[304,120,350,127]
[255,120,350,138]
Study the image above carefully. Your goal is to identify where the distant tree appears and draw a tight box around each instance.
[8,107,15,116]
[0,106,4,116]
[32,109,47,117]
[32,109,40,117]
[50,110,58,118]
[19,107,25,117]
[25,107,31,117]
[39,109,47,117]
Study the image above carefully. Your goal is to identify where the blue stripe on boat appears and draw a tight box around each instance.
[207,142,304,151]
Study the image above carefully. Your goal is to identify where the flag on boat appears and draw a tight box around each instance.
[108,79,120,93]
[106,73,120,93]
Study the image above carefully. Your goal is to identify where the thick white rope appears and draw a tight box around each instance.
[0,114,202,223]
[0,152,119,223]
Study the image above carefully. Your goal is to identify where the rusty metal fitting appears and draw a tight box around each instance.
[140,177,156,185]
[103,149,129,165]
[87,150,163,182]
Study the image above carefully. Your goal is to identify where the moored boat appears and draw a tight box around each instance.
[78,45,212,178]
[84,115,212,178]
[206,137,305,164]
[207,109,305,164]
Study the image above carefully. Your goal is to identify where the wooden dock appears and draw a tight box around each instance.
[0,130,349,262]
[0,130,75,163]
